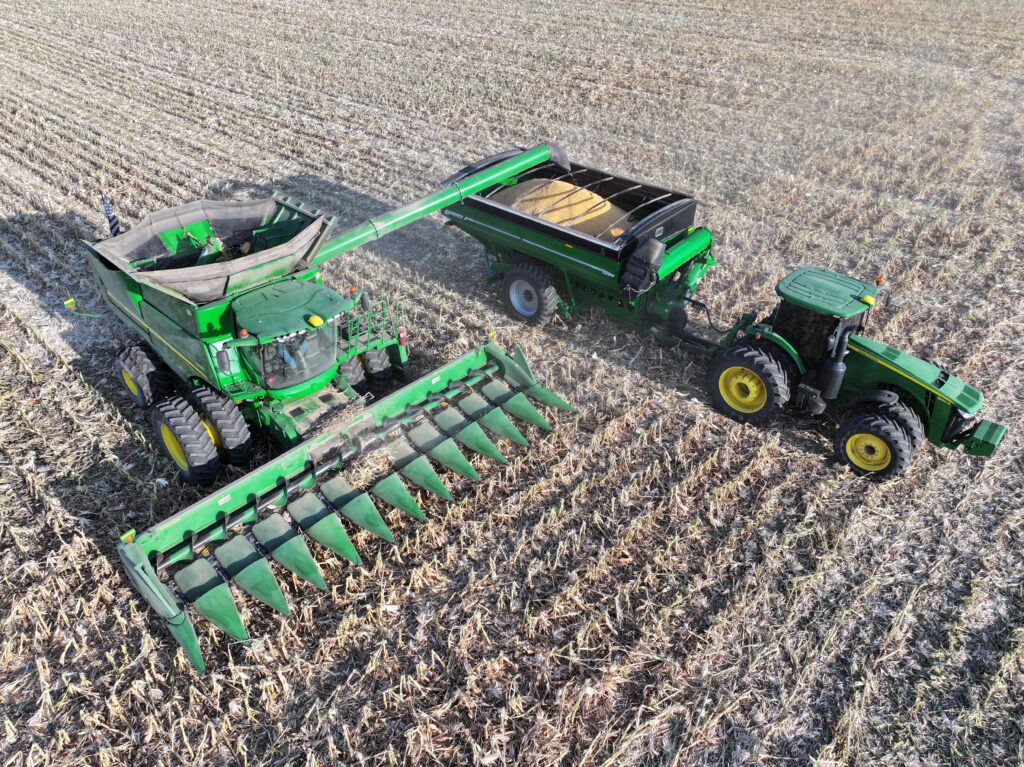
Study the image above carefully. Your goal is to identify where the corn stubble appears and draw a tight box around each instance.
[0,0,1022,765]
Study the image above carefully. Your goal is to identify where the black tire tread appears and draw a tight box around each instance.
[116,344,174,408]
[874,391,925,451]
[834,410,913,480]
[339,355,368,394]
[151,396,220,484]
[502,263,559,326]
[361,347,393,394]
[706,341,793,425]
[185,384,254,466]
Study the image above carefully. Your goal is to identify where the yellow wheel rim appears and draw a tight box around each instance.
[202,418,222,449]
[121,369,140,397]
[845,433,891,471]
[160,424,190,472]
[719,366,767,413]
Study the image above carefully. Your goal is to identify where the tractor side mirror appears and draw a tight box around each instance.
[216,349,232,374]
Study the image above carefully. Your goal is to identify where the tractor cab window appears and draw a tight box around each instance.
[770,301,864,366]
[243,324,338,390]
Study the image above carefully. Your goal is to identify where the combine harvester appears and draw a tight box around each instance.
[85,145,573,672]
[440,148,1006,477]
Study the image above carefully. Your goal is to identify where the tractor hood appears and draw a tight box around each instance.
[848,335,984,413]
[231,279,350,342]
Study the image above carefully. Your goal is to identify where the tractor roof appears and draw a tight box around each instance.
[231,279,349,341]
[776,267,877,318]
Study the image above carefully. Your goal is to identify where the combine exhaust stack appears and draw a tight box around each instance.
[118,342,572,672]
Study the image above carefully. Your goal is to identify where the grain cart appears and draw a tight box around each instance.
[86,145,574,672]
[440,147,1005,478]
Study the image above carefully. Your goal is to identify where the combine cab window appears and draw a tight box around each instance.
[244,324,338,390]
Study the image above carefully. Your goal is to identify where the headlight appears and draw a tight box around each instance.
[943,407,977,442]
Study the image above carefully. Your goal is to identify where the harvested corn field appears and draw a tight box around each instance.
[1,0,1023,765]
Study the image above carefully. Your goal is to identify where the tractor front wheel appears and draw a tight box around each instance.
[115,345,173,408]
[151,396,221,484]
[502,263,558,326]
[185,384,254,466]
[834,409,913,479]
[707,342,793,425]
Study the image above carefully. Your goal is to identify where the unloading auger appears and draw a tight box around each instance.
[80,144,575,671]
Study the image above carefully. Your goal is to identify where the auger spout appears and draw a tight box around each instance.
[308,143,566,266]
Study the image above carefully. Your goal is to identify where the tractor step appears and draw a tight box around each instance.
[117,342,572,673]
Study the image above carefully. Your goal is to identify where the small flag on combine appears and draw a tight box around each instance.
[100,194,122,237]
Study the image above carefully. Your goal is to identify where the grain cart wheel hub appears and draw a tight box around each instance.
[845,433,891,471]
[718,366,767,413]
[509,279,539,316]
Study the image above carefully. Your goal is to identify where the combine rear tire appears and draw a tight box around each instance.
[361,347,393,394]
[707,341,793,425]
[834,410,913,479]
[115,345,174,408]
[339,355,368,394]
[502,264,558,326]
[151,396,221,484]
[185,384,254,466]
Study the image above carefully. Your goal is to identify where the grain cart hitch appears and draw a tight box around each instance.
[118,342,572,673]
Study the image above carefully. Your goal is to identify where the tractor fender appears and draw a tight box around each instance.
[745,325,806,374]
[843,388,900,413]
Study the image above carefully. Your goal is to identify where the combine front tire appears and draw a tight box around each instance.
[115,345,173,408]
[502,264,558,326]
[834,410,913,479]
[707,342,793,425]
[361,348,393,393]
[151,397,221,484]
[339,356,368,394]
[185,384,254,466]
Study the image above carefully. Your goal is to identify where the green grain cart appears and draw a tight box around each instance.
[86,145,574,672]
[440,147,1006,477]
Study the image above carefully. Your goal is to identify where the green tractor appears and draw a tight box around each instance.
[439,146,1005,477]
[84,145,575,672]
[707,267,1004,478]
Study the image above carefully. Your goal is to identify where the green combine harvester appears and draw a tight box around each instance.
[85,145,574,672]
[440,147,1006,477]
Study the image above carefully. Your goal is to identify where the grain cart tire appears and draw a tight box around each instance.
[707,342,793,425]
[339,356,369,394]
[361,347,394,394]
[115,345,174,408]
[834,410,913,479]
[502,263,558,326]
[151,396,221,485]
[185,384,254,466]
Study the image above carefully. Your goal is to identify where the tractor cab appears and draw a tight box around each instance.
[768,268,877,367]
[231,279,350,393]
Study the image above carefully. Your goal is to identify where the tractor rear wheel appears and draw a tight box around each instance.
[707,341,793,425]
[151,396,221,484]
[115,345,174,408]
[339,355,368,394]
[361,347,393,393]
[834,410,913,479]
[502,263,558,326]
[185,384,254,466]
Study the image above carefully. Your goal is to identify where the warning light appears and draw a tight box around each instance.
[239,328,250,338]
[875,275,885,286]
[398,327,407,346]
